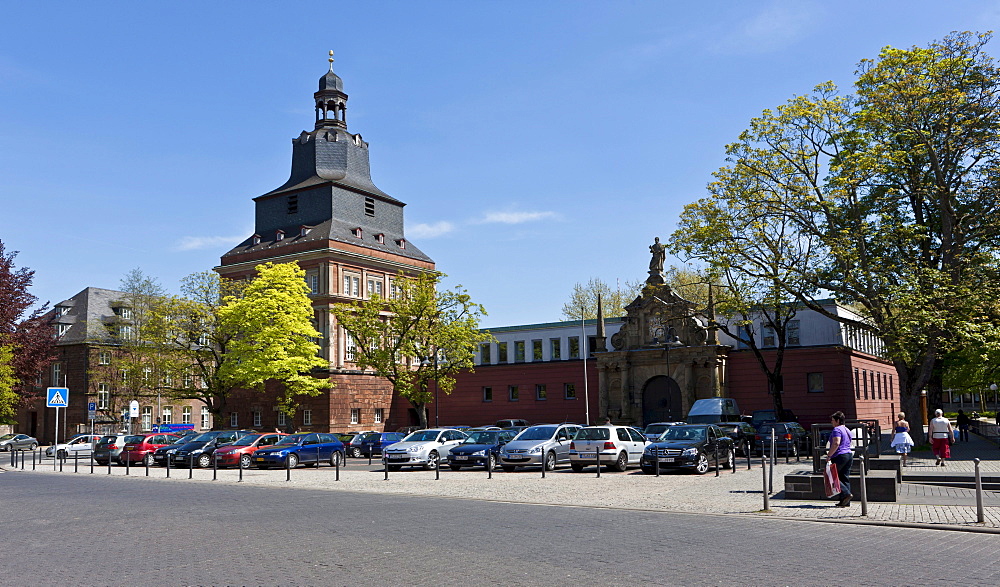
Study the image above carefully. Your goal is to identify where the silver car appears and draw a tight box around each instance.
[45,434,101,459]
[383,428,468,471]
[0,433,38,451]
[569,425,649,472]
[499,424,582,471]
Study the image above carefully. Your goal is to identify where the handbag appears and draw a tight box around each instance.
[823,461,841,498]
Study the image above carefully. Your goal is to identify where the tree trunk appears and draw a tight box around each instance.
[412,400,429,430]
[768,374,785,419]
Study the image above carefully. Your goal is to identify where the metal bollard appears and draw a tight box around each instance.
[74,452,78,473]
[655,447,660,477]
[286,456,291,482]
[89,453,93,474]
[213,453,217,481]
[188,454,194,479]
[762,452,769,511]
[541,453,546,479]
[317,446,321,469]
[596,449,601,478]
[975,458,985,523]
[9,448,13,467]
[715,444,720,477]
[59,451,63,472]
[769,434,775,493]
[488,455,493,479]
[368,448,373,467]
[166,454,171,478]
[858,453,868,517]
[145,455,149,477]
[32,449,36,471]
[435,455,440,480]
[732,444,736,474]
[383,455,388,481]
[125,451,130,476]
[107,456,112,475]
[238,458,243,482]
[335,451,340,481]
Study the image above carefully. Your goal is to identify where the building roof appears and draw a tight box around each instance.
[50,287,126,345]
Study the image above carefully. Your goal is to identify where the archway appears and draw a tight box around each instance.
[642,375,682,425]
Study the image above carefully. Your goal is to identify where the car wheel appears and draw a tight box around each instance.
[240,454,252,469]
[350,447,362,458]
[571,463,585,473]
[694,452,709,474]
[57,449,67,460]
[330,451,343,467]
[387,464,402,472]
[501,465,515,472]
[425,451,439,471]
[198,454,212,468]
[725,448,735,469]
[486,454,496,471]
[612,451,628,472]
[287,453,299,469]
[144,453,155,467]
[790,442,799,458]
[544,451,557,471]
[449,464,462,471]
[29,443,38,451]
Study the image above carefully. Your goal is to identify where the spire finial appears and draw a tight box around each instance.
[328,50,335,72]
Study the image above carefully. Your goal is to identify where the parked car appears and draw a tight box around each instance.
[151,431,200,466]
[716,422,757,456]
[119,433,181,466]
[172,429,254,468]
[499,423,582,472]
[93,434,130,466]
[686,398,742,424]
[0,433,38,452]
[359,432,406,458]
[640,424,735,475]
[755,422,810,457]
[213,432,286,469]
[641,422,686,442]
[569,425,650,472]
[45,434,101,459]
[346,430,377,458]
[446,429,516,470]
[750,409,798,430]
[495,419,530,429]
[253,433,345,469]
[383,428,468,471]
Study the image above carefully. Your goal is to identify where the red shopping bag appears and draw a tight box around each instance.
[823,462,841,498]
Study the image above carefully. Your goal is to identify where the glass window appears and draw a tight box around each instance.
[307,272,320,294]
[787,320,800,346]
[141,406,152,431]
[366,278,383,297]
[508,385,519,401]
[99,350,111,365]
[514,341,525,363]
[483,386,493,402]
[536,384,546,401]
[52,363,61,385]
[497,342,508,364]
[550,338,561,360]
[230,412,238,427]
[303,409,312,426]
[568,337,580,359]
[735,325,752,349]
[97,383,110,409]
[343,274,360,297]
[182,406,192,424]
[253,411,262,427]
[617,428,630,441]
[277,412,287,427]
[564,383,576,400]
[374,408,384,424]
[532,340,543,361]
[344,331,357,362]
[807,372,824,393]
[762,325,776,348]
[200,407,210,430]
[479,343,491,365]
[350,408,360,424]
[162,407,173,425]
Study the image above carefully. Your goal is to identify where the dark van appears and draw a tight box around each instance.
[686,398,742,425]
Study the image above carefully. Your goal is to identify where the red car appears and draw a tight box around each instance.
[120,433,180,466]
[213,432,286,469]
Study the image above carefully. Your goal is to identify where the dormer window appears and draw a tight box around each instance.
[364,197,375,217]
[252,234,261,246]
[300,225,311,237]
[55,306,71,317]
[352,227,362,239]
[396,238,406,249]
[276,230,285,241]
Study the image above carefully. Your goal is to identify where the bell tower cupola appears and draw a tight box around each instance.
[315,50,347,130]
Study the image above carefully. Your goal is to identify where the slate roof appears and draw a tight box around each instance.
[50,287,127,345]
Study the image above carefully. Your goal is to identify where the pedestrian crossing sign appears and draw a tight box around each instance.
[46,387,69,408]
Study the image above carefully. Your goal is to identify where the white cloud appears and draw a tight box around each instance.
[173,235,246,252]
[476,210,559,224]
[408,221,455,239]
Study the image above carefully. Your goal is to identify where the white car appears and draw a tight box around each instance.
[383,428,468,471]
[569,425,649,472]
[45,434,101,459]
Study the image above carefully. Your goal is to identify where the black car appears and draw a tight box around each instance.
[716,422,757,456]
[447,429,516,470]
[755,422,810,457]
[359,432,406,458]
[171,430,254,468]
[640,424,735,475]
[151,431,200,466]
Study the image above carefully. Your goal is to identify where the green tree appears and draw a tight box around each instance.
[332,271,491,429]
[682,32,1000,440]
[0,345,17,423]
[561,277,644,320]
[216,262,329,422]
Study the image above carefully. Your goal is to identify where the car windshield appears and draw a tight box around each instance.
[462,431,500,444]
[0,434,14,441]
[124,435,145,444]
[273,434,308,446]
[516,426,557,441]
[760,424,785,434]
[189,432,219,442]
[643,424,671,436]
[576,428,611,441]
[232,434,263,446]
[717,425,737,432]
[661,427,706,441]
[404,430,440,442]
[361,432,380,442]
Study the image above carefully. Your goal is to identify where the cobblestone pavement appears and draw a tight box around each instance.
[6,447,999,532]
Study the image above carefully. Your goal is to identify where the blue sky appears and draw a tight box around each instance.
[2,2,999,327]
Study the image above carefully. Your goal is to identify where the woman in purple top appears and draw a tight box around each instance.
[826,411,853,507]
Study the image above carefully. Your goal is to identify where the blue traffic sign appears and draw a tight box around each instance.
[46,387,69,408]
[88,402,96,411]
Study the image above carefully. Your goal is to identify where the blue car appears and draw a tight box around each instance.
[446,429,516,470]
[359,432,406,458]
[253,433,345,469]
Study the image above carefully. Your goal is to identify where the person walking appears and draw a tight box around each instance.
[956,409,970,442]
[826,411,853,507]
[890,412,914,466]
[928,409,955,466]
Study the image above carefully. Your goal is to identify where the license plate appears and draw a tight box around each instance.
[580,453,596,459]
[389,455,407,461]
[659,457,675,463]
[455,455,468,461]
[255,457,265,461]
